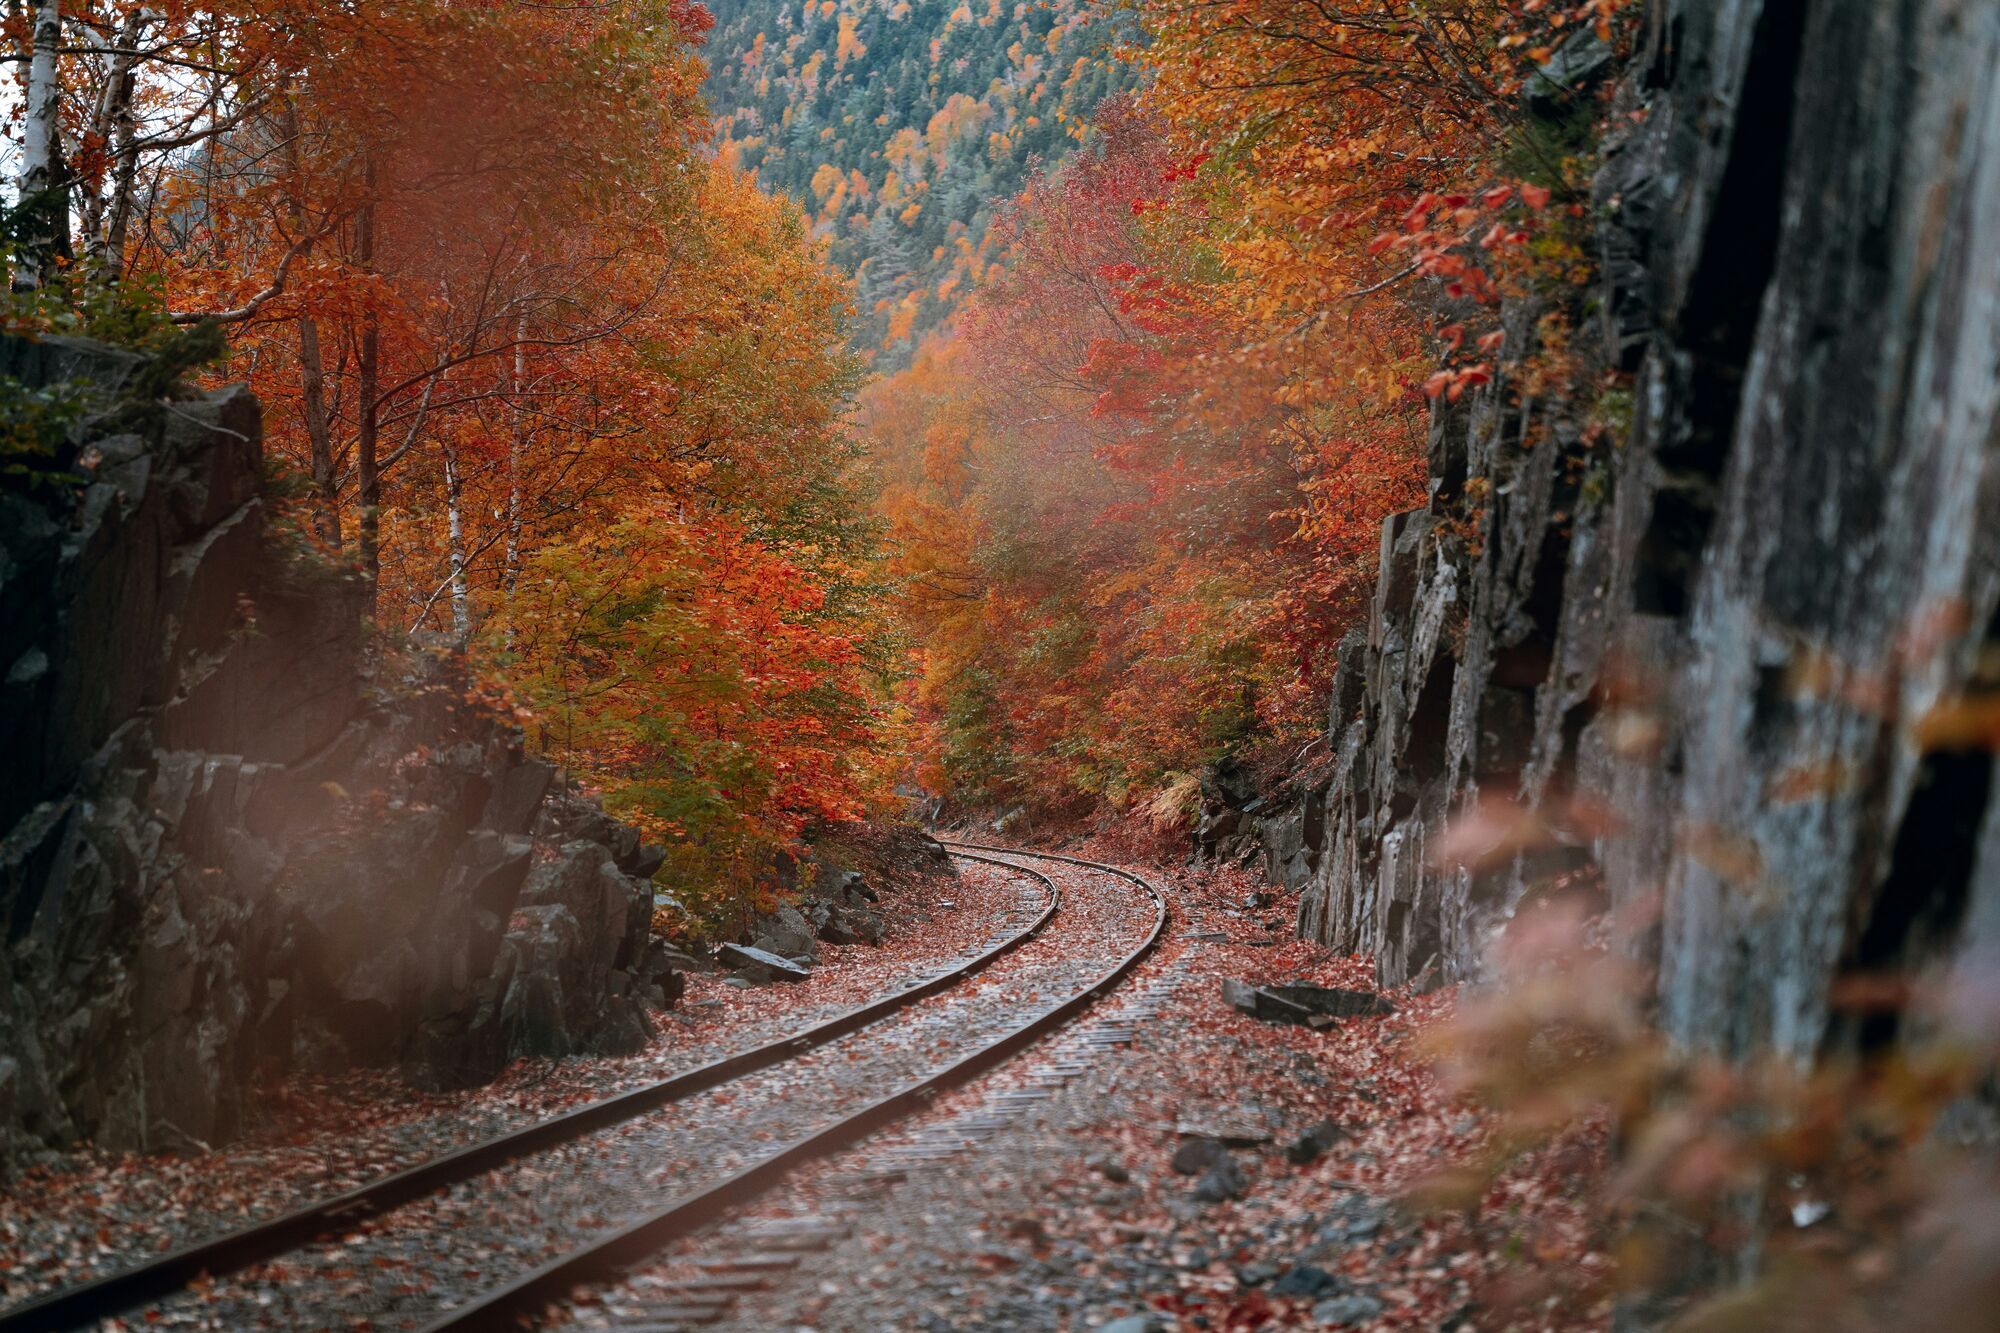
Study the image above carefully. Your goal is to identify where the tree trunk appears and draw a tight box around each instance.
[93,6,151,282]
[443,442,470,642]
[355,165,381,606]
[357,317,380,594]
[81,6,146,272]
[504,314,529,592]
[15,0,63,290]
[274,96,340,546]
[297,316,342,546]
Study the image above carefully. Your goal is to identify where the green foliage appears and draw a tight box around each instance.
[0,375,89,489]
[935,664,1016,803]
[3,188,192,349]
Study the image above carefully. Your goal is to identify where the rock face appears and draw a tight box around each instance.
[1277,1,2000,1059]
[1190,758,1331,895]
[1220,980,1391,1026]
[0,336,667,1168]
[715,942,811,984]
[1191,760,1263,865]
[743,856,889,961]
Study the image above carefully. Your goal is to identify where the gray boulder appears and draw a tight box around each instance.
[1192,1157,1247,1203]
[1311,1293,1384,1327]
[717,942,811,984]
[1222,979,1393,1026]
[1285,1119,1349,1166]
[1170,1135,1233,1176]
[1270,1265,1347,1299]
[818,902,888,946]
[751,904,821,964]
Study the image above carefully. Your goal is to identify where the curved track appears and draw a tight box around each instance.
[421,844,1164,1329]
[0,845,1165,1333]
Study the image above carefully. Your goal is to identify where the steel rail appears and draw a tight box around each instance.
[0,852,1059,1333]
[417,845,1166,1331]
[945,838,1162,900]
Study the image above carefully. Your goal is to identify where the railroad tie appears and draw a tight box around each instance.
[739,1228,849,1252]
[834,1168,908,1192]
[609,1299,732,1327]
[742,1216,850,1235]
[644,1272,772,1293]
[698,1251,803,1272]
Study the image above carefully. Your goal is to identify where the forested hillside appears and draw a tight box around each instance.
[703,0,1134,360]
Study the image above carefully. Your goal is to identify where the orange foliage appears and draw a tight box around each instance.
[866,3,1639,812]
[32,0,902,903]
[869,102,1426,809]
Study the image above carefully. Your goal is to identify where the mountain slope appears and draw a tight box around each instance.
[702,0,1136,361]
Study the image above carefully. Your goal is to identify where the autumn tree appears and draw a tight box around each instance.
[861,3,1631,817]
[868,99,1426,812]
[5,0,907,909]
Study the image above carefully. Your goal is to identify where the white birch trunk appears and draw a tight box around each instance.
[444,443,471,643]
[92,7,152,279]
[16,0,63,289]
[503,314,529,592]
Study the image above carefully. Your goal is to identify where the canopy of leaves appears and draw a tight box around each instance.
[867,102,1426,812]
[5,0,905,907]
[859,1,1623,816]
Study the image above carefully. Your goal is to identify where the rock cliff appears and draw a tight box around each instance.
[1265,0,2000,1059]
[0,336,671,1168]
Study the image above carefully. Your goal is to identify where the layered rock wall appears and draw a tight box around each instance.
[1284,0,2000,1058]
[1,337,670,1167]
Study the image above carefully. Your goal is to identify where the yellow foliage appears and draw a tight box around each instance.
[834,13,866,66]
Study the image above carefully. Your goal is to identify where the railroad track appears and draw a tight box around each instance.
[0,844,1165,1332]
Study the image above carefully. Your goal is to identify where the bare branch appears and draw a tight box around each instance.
[169,226,325,325]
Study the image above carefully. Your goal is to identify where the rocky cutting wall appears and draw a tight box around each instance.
[1281,0,2000,1060]
[0,337,674,1168]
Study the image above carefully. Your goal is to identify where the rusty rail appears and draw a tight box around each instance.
[417,844,1165,1331]
[0,850,1060,1333]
